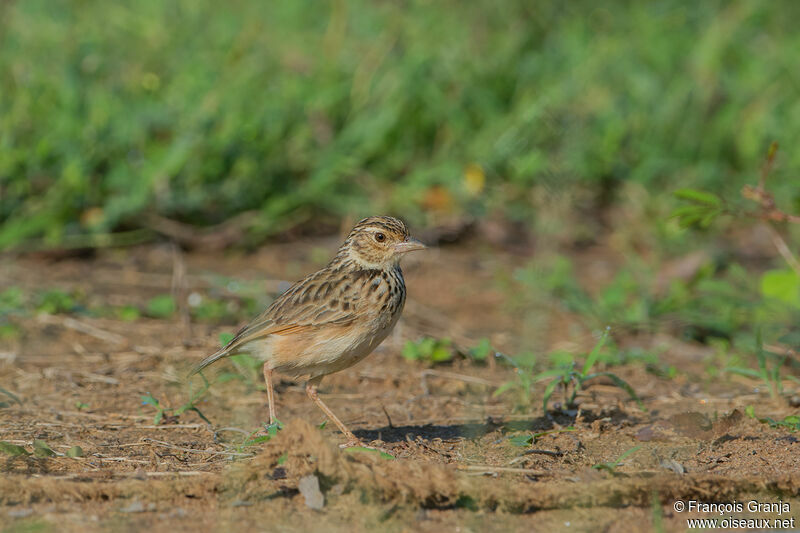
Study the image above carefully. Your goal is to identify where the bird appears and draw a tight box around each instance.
[191,216,426,446]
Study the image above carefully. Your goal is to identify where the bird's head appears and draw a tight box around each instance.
[336,216,426,269]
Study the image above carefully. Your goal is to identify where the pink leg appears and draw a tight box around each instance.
[262,363,277,424]
[305,376,362,446]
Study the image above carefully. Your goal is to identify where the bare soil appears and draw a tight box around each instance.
[1,240,799,532]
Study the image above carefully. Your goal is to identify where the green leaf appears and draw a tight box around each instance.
[582,327,610,376]
[185,406,212,425]
[402,341,420,361]
[744,405,756,418]
[33,439,57,457]
[492,381,516,398]
[146,294,176,318]
[725,367,761,379]
[0,441,31,456]
[266,420,283,436]
[318,420,328,430]
[542,378,560,413]
[430,344,453,362]
[759,270,800,308]
[531,368,570,382]
[343,447,394,460]
[669,204,721,228]
[36,289,76,314]
[116,305,141,321]
[66,446,85,457]
[243,435,271,446]
[277,452,288,464]
[508,434,533,447]
[219,332,235,346]
[593,445,641,472]
[0,386,22,405]
[141,393,160,407]
[470,338,492,361]
[584,372,645,410]
[673,188,722,207]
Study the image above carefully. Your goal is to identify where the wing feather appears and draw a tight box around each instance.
[189,268,370,375]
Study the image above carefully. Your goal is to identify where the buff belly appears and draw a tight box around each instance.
[241,314,400,379]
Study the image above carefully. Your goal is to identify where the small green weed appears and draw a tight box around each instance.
[745,405,800,431]
[141,375,212,425]
[402,337,453,364]
[0,386,22,409]
[495,328,644,414]
[115,305,141,321]
[535,328,643,414]
[36,289,78,314]
[592,445,641,474]
[145,294,176,319]
[468,338,493,363]
[726,331,788,399]
[229,421,284,454]
[492,352,535,411]
[344,447,394,460]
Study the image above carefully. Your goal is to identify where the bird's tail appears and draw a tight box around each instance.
[189,346,232,377]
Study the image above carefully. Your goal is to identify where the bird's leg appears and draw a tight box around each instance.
[262,363,278,425]
[305,377,362,447]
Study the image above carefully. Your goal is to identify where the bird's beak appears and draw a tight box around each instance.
[394,237,426,254]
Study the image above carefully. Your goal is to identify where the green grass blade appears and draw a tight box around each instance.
[531,368,571,382]
[344,447,394,460]
[542,379,560,413]
[582,327,611,377]
[725,367,762,379]
[492,381,517,398]
[0,386,22,405]
[584,372,645,410]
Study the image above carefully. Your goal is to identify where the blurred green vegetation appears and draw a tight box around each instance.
[2,0,800,247]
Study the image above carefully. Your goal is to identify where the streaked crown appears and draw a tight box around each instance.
[333,216,422,269]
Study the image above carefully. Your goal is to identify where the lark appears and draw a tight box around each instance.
[191,216,425,446]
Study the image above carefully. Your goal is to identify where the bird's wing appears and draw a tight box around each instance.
[190,268,374,375]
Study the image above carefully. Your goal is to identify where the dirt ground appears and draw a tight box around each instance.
[1,239,799,532]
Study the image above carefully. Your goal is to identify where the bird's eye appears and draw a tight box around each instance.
[375,232,386,242]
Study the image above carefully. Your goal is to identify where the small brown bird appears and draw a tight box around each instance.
[191,216,425,446]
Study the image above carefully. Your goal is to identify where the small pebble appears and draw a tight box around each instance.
[298,475,325,510]
[230,500,253,508]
